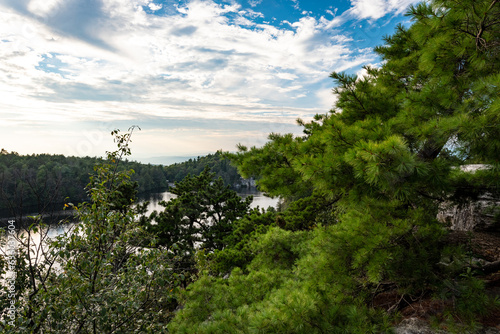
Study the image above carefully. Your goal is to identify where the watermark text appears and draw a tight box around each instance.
[5,220,17,326]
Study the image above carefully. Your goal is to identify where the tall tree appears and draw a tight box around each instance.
[145,167,252,280]
[170,0,500,332]
[163,151,244,188]
[147,167,252,250]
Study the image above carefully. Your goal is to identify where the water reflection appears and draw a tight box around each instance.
[139,189,279,216]
[238,190,279,210]
[1,190,279,253]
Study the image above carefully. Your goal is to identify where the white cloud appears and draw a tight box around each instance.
[148,3,162,11]
[316,88,338,110]
[325,9,337,18]
[290,0,300,10]
[0,0,394,158]
[244,9,264,19]
[27,0,65,17]
[355,62,381,80]
[234,16,255,26]
[350,0,387,20]
[356,66,369,80]
[248,0,263,8]
[349,0,419,20]
[277,73,298,80]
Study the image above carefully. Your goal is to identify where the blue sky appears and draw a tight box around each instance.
[0,0,420,163]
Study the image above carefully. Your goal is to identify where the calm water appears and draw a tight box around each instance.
[141,189,279,216]
[1,190,279,253]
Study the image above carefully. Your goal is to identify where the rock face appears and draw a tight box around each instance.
[393,318,500,334]
[393,318,443,334]
[437,165,499,232]
[397,165,500,333]
[437,193,500,232]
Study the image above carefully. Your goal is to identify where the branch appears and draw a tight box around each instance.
[472,260,500,275]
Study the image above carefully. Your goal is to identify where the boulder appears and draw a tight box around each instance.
[393,318,442,334]
[437,165,499,232]
[393,318,500,334]
[437,193,500,232]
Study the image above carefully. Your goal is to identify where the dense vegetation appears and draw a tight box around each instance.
[1,0,499,332]
[170,0,500,332]
[163,152,248,188]
[143,166,254,286]
[1,130,180,332]
[0,150,168,218]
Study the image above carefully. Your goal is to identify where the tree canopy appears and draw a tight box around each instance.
[0,151,168,220]
[1,129,180,333]
[170,0,500,332]
[163,152,246,188]
[144,166,253,282]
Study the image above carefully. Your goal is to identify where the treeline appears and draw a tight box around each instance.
[0,151,167,217]
[164,152,251,188]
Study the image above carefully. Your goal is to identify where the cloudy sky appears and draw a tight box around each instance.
[0,0,419,163]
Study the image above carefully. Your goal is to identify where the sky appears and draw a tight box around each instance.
[0,0,420,164]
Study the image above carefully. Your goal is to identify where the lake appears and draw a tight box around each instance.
[141,188,279,216]
[1,189,279,224]
[1,189,279,253]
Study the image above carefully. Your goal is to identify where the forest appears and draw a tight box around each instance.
[1,0,499,332]
[0,150,168,219]
[0,148,251,221]
[163,152,249,188]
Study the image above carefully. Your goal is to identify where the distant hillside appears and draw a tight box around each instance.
[141,155,199,166]
[0,151,168,218]
[164,152,253,188]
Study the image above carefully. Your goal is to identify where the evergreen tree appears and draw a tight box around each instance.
[170,0,500,332]
[163,152,244,188]
[0,151,168,220]
[145,166,253,278]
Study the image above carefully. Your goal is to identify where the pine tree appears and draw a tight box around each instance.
[170,0,500,332]
[145,166,252,280]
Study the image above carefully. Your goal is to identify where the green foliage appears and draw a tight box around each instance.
[173,0,500,331]
[437,269,500,332]
[276,191,337,230]
[1,0,498,332]
[1,129,180,333]
[170,226,395,334]
[163,152,244,188]
[228,133,312,199]
[207,192,336,276]
[0,149,168,219]
[145,166,253,279]
[208,208,276,275]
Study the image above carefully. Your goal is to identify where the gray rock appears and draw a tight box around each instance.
[437,193,500,232]
[437,164,499,232]
[393,318,444,334]
[393,318,500,334]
